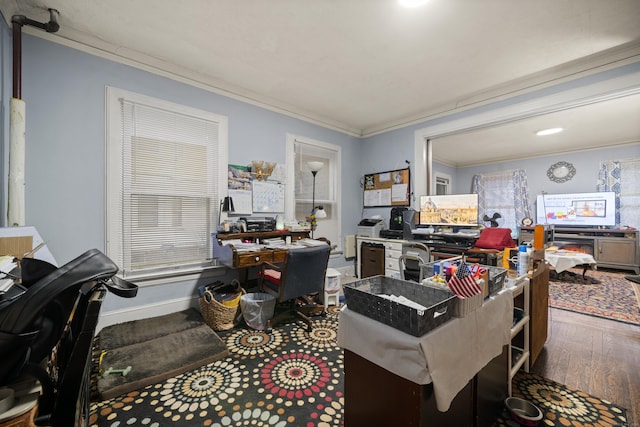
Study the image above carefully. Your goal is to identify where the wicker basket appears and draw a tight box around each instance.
[421,278,484,318]
[199,284,244,331]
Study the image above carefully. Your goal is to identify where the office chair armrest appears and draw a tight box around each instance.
[261,261,282,272]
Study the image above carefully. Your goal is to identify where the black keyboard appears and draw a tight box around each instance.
[379,229,404,239]
[425,241,473,250]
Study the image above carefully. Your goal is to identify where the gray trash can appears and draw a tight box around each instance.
[240,292,276,330]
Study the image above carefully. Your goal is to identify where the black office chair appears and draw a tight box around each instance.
[0,249,137,426]
[259,244,330,331]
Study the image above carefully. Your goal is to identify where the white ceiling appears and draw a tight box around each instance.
[2,0,640,166]
[432,92,640,167]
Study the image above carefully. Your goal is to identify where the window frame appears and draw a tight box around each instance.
[105,87,228,281]
[285,134,342,253]
[433,172,452,195]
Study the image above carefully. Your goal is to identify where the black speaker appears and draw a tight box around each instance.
[390,207,407,230]
[402,209,418,240]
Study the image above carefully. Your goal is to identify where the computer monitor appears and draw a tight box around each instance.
[418,194,479,227]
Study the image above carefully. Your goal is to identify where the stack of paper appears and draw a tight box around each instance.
[378,294,428,311]
[263,238,286,248]
[298,239,328,247]
[0,255,16,275]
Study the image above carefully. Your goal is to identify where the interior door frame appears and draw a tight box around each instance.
[412,67,640,202]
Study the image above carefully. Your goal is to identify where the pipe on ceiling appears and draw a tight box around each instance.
[11,9,60,99]
[8,8,60,227]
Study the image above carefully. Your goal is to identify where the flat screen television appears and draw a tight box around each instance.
[419,194,479,227]
[536,191,616,227]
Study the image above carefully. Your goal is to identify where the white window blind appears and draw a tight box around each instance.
[106,87,227,277]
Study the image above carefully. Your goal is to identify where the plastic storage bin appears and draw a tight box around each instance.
[343,275,455,336]
[322,268,342,308]
[325,268,341,293]
[421,260,507,296]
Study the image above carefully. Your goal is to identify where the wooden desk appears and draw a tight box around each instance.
[212,231,309,269]
[0,406,35,427]
[0,376,40,427]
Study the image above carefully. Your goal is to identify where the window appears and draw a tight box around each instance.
[433,172,451,195]
[598,159,640,227]
[286,135,341,252]
[106,87,228,278]
[471,169,531,231]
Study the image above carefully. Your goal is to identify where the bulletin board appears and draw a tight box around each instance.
[363,167,410,207]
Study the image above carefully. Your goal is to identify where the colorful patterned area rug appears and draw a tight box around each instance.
[549,268,640,325]
[493,372,628,427]
[89,307,628,427]
[90,307,345,427]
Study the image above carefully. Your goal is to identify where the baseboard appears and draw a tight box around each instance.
[96,296,199,333]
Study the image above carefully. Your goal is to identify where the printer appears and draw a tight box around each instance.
[240,217,276,232]
[357,218,385,238]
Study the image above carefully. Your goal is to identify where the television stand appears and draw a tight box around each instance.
[519,227,639,274]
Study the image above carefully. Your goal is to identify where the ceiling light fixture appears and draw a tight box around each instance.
[398,0,430,8]
[536,127,563,136]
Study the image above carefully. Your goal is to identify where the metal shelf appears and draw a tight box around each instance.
[504,276,530,396]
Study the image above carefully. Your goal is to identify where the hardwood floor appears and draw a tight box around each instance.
[531,308,640,426]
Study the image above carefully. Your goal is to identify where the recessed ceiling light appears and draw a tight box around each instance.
[536,127,563,136]
[398,0,430,8]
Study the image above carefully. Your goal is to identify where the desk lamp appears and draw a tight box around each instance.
[307,161,324,238]
[218,196,235,228]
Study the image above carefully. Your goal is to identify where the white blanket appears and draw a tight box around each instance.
[546,250,596,273]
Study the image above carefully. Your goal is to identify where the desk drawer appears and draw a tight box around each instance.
[237,252,272,267]
[235,250,287,267]
[271,250,287,263]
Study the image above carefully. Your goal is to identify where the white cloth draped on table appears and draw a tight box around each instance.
[337,290,512,412]
[545,250,596,273]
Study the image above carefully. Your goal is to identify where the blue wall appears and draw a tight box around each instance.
[0,27,364,312]
[17,35,362,265]
[1,20,639,316]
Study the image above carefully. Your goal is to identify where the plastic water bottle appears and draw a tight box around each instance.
[517,245,529,276]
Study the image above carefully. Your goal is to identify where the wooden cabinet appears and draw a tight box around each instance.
[344,348,508,427]
[519,227,639,273]
[356,236,408,278]
[529,262,549,366]
[360,241,385,278]
[597,237,637,268]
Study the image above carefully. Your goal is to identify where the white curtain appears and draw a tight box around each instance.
[598,158,640,228]
[472,169,530,232]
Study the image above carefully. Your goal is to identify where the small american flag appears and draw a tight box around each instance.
[447,260,483,299]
